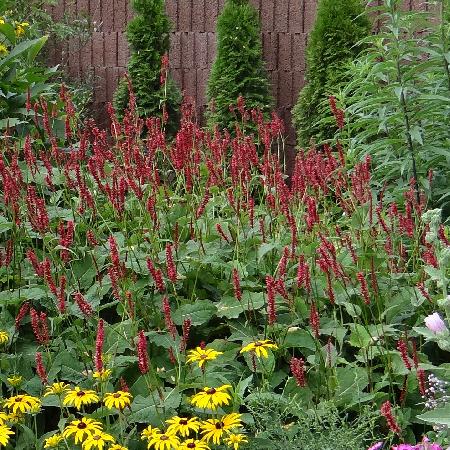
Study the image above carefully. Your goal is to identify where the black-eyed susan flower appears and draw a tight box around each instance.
[226,433,248,449]
[191,385,232,410]
[104,391,132,410]
[186,347,223,368]
[178,439,210,450]
[93,369,112,382]
[239,340,278,358]
[3,394,41,414]
[108,445,128,450]
[0,331,8,345]
[200,413,242,445]
[44,382,71,397]
[147,431,179,450]
[141,425,160,441]
[0,424,14,447]
[0,412,8,425]
[44,433,64,448]
[63,387,99,410]
[165,416,201,437]
[82,431,115,450]
[6,375,22,387]
[63,417,103,444]
[7,411,23,424]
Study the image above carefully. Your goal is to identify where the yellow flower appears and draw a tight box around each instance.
[0,43,8,56]
[239,340,278,358]
[63,417,103,444]
[225,433,248,450]
[14,21,29,37]
[0,331,9,345]
[109,445,128,450]
[104,391,132,410]
[147,431,179,450]
[0,18,5,25]
[93,369,112,381]
[165,416,200,437]
[0,424,14,447]
[0,412,7,425]
[7,411,24,424]
[3,394,41,414]
[44,433,64,448]
[63,387,99,410]
[82,431,115,450]
[44,382,71,397]
[190,385,232,411]
[7,375,23,387]
[200,413,242,445]
[178,439,210,450]
[141,425,160,441]
[186,347,223,368]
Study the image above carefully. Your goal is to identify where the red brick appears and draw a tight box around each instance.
[79,38,92,71]
[279,71,293,108]
[104,32,118,67]
[52,0,64,21]
[218,0,226,12]
[195,33,208,68]
[263,33,278,70]
[205,0,218,32]
[292,33,307,71]
[178,0,192,31]
[92,32,105,67]
[292,71,305,105]
[117,32,129,67]
[261,0,275,32]
[274,0,289,32]
[269,70,279,104]
[114,0,127,31]
[171,69,183,91]
[278,33,291,70]
[103,0,114,32]
[169,33,182,69]
[166,0,178,28]
[304,0,318,33]
[207,32,217,65]
[106,67,119,102]
[77,0,89,15]
[181,32,195,69]
[193,0,205,31]
[90,0,102,31]
[182,69,197,98]
[289,0,304,33]
[196,68,209,107]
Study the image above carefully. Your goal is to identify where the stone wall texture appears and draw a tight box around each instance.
[48,0,428,138]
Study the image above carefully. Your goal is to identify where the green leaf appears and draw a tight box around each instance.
[0,23,16,44]
[216,291,265,319]
[418,406,450,426]
[129,395,158,423]
[348,324,372,348]
[0,37,48,69]
[257,243,277,262]
[282,328,316,351]
[0,216,13,233]
[172,300,217,326]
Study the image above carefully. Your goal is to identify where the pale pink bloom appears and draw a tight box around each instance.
[424,313,447,334]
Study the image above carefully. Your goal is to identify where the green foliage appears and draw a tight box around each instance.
[206,0,273,131]
[114,0,181,134]
[342,0,450,216]
[292,0,370,147]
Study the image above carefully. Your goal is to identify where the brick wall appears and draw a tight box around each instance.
[49,0,426,140]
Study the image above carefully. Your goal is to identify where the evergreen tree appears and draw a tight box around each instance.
[206,0,273,131]
[292,0,370,146]
[114,0,181,134]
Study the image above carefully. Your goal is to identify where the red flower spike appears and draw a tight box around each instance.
[35,352,47,385]
[95,319,104,372]
[137,330,149,374]
[290,357,307,387]
[380,401,401,434]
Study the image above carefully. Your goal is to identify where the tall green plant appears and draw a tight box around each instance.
[206,0,273,131]
[342,0,450,215]
[291,0,370,147]
[114,0,181,134]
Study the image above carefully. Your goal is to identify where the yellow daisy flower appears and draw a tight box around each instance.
[239,340,278,358]
[147,431,180,450]
[63,417,103,444]
[141,425,160,441]
[104,391,132,410]
[0,424,14,447]
[0,18,5,25]
[0,331,9,345]
[14,21,29,37]
[200,413,242,445]
[109,445,128,450]
[165,416,201,437]
[44,433,64,448]
[7,411,24,424]
[82,431,115,450]
[7,375,23,387]
[63,387,99,410]
[226,433,248,450]
[3,394,41,414]
[186,347,223,368]
[93,369,112,381]
[0,43,8,56]
[190,385,232,410]
[0,412,7,425]
[178,439,210,450]
[44,382,71,397]
[179,438,210,450]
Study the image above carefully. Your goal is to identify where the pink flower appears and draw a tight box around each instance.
[367,443,384,450]
[424,313,447,334]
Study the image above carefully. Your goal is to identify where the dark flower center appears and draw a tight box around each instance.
[77,422,87,429]
[215,422,224,430]
[206,388,216,395]
[93,435,101,441]
[114,393,121,398]
[160,435,169,441]
[187,444,196,449]
[254,342,263,347]
[179,419,188,425]
[77,391,86,397]
[15,397,23,402]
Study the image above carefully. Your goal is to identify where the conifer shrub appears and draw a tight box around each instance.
[206,0,273,131]
[292,0,370,147]
[114,0,181,134]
